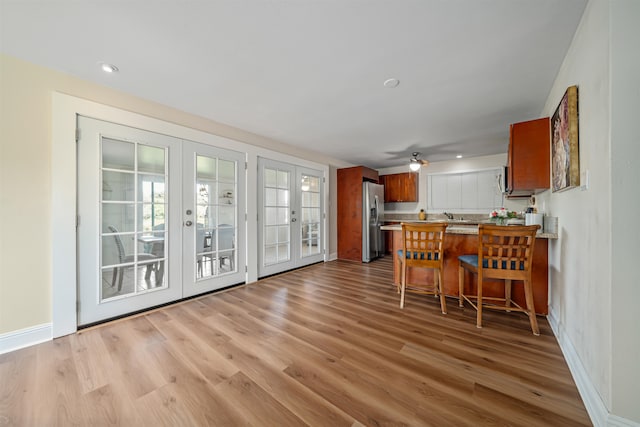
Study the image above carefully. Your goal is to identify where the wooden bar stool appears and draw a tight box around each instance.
[398,222,448,313]
[458,224,541,335]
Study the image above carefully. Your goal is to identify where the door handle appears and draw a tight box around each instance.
[185,220,193,226]
[291,218,297,222]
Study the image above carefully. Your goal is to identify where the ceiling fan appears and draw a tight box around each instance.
[409,152,429,171]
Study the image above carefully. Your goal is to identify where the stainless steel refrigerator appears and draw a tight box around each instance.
[362,182,385,262]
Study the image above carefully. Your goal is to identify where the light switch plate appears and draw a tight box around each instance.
[580,170,589,191]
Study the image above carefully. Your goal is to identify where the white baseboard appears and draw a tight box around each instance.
[328,252,338,261]
[0,323,52,355]
[607,415,640,427]
[547,308,639,427]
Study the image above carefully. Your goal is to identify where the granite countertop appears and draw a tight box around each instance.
[382,219,487,229]
[380,222,558,239]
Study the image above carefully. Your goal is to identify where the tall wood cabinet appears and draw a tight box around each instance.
[379,172,418,203]
[337,166,379,261]
[507,117,550,196]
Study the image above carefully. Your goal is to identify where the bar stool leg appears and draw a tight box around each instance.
[396,257,401,294]
[523,279,540,335]
[437,269,447,314]
[458,265,465,307]
[476,275,483,329]
[400,261,406,309]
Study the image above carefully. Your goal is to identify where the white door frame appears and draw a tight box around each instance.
[52,93,328,338]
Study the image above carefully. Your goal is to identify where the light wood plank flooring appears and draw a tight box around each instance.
[0,258,591,426]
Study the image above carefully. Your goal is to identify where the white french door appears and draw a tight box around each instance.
[77,116,245,325]
[258,158,324,277]
[182,141,245,297]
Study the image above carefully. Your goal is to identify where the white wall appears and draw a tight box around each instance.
[609,0,640,421]
[538,0,612,414]
[328,166,339,259]
[539,0,639,423]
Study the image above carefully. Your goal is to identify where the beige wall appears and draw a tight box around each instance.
[0,54,349,335]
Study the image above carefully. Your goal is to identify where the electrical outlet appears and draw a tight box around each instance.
[580,170,590,191]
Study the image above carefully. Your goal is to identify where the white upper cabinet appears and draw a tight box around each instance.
[428,169,503,211]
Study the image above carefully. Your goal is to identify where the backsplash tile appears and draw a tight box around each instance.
[383,212,488,222]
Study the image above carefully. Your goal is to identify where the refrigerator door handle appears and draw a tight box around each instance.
[374,195,379,225]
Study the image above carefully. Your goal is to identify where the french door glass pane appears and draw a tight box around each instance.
[265,188,276,205]
[138,204,166,231]
[265,227,277,245]
[102,204,135,233]
[197,156,217,179]
[277,189,289,206]
[263,167,291,266]
[219,206,235,225]
[102,171,135,201]
[277,208,289,224]
[265,169,277,187]
[277,243,289,262]
[265,207,277,225]
[102,138,134,170]
[138,145,165,174]
[100,138,168,301]
[301,174,321,257]
[264,247,277,265]
[218,159,235,181]
[195,154,237,279]
[277,170,288,188]
[138,175,165,203]
[278,225,289,242]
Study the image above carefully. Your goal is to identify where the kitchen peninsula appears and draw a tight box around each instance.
[381,222,557,314]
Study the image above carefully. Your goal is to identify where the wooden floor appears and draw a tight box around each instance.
[0,258,591,426]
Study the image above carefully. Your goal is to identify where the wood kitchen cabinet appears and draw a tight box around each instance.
[507,117,550,196]
[379,172,418,203]
[337,166,379,261]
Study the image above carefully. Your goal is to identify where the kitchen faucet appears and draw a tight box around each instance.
[443,212,454,220]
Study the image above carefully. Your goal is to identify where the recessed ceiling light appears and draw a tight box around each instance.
[383,78,400,88]
[456,155,463,159]
[100,63,119,73]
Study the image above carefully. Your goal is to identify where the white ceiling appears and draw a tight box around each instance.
[0,0,587,168]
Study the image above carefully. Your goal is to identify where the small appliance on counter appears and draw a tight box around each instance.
[524,195,544,229]
[525,213,544,228]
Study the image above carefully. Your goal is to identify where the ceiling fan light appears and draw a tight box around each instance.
[409,159,421,171]
[100,62,118,73]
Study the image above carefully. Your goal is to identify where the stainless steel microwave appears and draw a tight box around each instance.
[501,166,509,194]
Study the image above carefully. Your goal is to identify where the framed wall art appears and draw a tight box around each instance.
[551,85,580,192]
